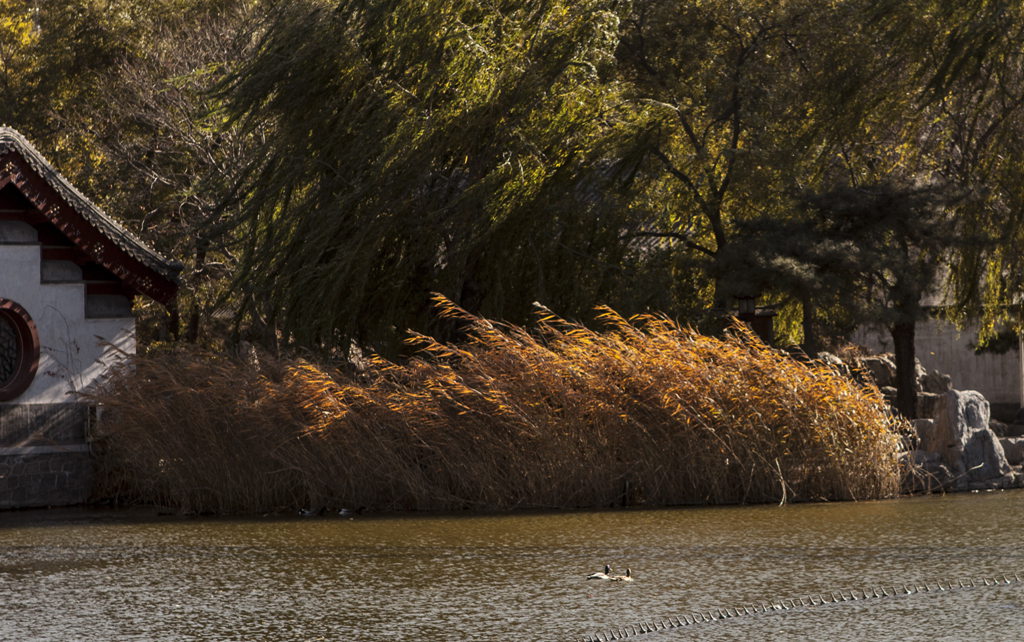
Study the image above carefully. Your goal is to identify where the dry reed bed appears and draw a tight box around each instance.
[90,297,904,514]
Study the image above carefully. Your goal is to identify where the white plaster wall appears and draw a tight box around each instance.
[0,242,135,404]
[852,318,1021,405]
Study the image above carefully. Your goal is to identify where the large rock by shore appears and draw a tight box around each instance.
[924,390,1010,486]
[821,350,1023,492]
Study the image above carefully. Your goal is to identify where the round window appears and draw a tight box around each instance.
[0,299,39,401]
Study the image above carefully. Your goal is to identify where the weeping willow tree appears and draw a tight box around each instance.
[924,2,1024,341]
[612,0,831,310]
[221,0,645,354]
[6,0,1024,363]
[865,0,1024,341]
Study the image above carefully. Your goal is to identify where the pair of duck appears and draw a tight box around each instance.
[587,564,633,582]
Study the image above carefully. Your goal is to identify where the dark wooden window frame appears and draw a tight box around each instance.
[0,299,40,401]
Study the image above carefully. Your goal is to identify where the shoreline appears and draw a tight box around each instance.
[8,483,1024,523]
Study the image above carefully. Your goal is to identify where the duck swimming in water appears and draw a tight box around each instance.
[610,568,633,582]
[587,564,613,580]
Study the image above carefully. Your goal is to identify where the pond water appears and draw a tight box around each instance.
[2,491,1023,641]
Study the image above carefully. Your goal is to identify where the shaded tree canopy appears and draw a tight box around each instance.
[797,181,968,417]
[1,0,1024,372]
[220,0,641,353]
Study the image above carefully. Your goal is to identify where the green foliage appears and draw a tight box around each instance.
[866,0,1024,340]
[222,0,640,353]
[1,0,273,344]
[4,0,1024,360]
[797,182,965,325]
[615,1,822,298]
[73,1,267,344]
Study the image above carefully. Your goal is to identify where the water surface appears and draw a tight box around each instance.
[2,491,1023,640]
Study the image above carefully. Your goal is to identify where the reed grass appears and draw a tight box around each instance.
[89,296,905,514]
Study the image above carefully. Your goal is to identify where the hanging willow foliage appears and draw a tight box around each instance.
[7,0,1024,355]
[220,0,648,354]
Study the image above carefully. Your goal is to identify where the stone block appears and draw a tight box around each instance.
[1013,407,1024,424]
[1000,437,1024,466]
[919,369,953,394]
[990,419,1008,437]
[912,419,935,443]
[916,393,944,420]
[815,352,851,377]
[1000,423,1024,438]
[904,459,954,493]
[84,294,132,319]
[0,403,90,446]
[922,390,1010,483]
[0,452,93,509]
[40,259,83,282]
[910,449,940,467]
[860,355,896,388]
[0,220,37,243]
[967,472,1018,491]
[914,360,928,391]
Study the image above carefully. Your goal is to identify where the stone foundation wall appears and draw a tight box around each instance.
[0,403,94,508]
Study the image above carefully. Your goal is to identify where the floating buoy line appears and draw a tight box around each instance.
[580,573,1022,641]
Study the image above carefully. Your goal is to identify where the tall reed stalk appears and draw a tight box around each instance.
[90,296,904,514]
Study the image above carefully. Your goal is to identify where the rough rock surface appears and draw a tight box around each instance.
[902,449,953,493]
[994,422,1024,438]
[815,352,850,378]
[923,390,1010,488]
[916,361,928,383]
[1000,437,1024,466]
[912,418,935,444]
[916,392,944,420]
[910,449,940,467]
[919,369,952,394]
[804,350,1023,493]
[859,355,896,388]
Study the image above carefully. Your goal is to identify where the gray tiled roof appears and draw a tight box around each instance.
[0,126,182,282]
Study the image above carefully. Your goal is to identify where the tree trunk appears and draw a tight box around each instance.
[167,297,180,342]
[185,305,202,343]
[891,320,918,419]
[801,297,819,355]
[185,245,207,343]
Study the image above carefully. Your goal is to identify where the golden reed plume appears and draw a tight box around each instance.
[88,295,903,514]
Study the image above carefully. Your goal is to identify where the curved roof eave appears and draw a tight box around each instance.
[0,126,182,302]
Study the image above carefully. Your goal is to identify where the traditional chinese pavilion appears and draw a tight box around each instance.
[0,126,180,508]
